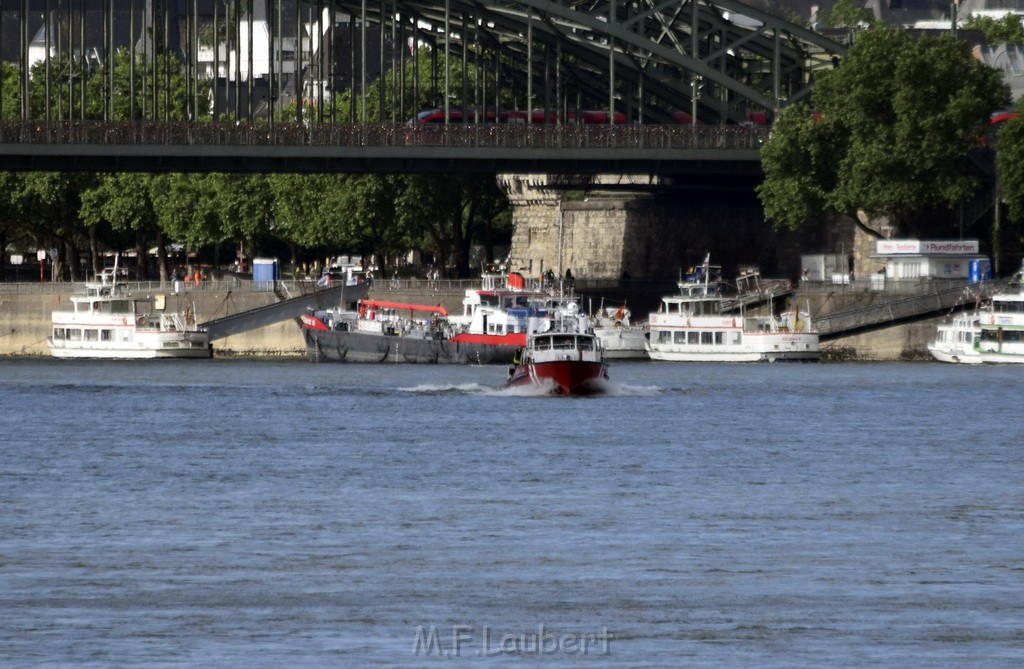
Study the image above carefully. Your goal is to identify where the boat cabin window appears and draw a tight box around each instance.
[981,328,1023,343]
[994,301,1024,314]
[701,332,713,345]
[674,331,686,344]
[53,328,66,340]
[84,329,99,342]
[552,335,576,349]
[657,330,671,343]
[692,301,720,316]
[67,328,82,341]
[688,332,699,345]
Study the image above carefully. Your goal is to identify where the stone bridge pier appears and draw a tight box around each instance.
[496,173,800,283]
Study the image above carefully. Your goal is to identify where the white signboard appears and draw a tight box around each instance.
[10,254,23,265]
[876,239,979,255]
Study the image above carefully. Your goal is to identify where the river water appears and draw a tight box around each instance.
[0,358,1021,667]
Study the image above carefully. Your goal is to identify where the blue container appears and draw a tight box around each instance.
[968,258,991,284]
[252,257,278,290]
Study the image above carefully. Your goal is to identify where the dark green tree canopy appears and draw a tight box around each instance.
[963,14,1024,45]
[758,25,1010,231]
[817,0,874,29]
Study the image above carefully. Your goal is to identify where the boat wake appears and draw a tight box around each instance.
[599,381,664,397]
[399,382,497,395]
[400,380,665,397]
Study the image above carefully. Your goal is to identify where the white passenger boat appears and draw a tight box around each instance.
[975,278,1024,363]
[591,304,649,359]
[48,268,211,359]
[646,259,819,362]
[927,311,982,364]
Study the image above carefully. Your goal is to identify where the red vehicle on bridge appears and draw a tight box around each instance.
[410,108,627,125]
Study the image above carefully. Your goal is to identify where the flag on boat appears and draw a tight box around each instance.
[701,253,710,274]
[317,274,331,288]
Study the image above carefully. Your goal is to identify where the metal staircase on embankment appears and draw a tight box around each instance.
[813,279,1008,340]
[199,281,369,340]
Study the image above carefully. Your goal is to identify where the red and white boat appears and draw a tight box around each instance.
[505,302,609,395]
[301,270,562,363]
[447,270,555,352]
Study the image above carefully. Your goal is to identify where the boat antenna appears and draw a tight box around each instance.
[701,252,711,295]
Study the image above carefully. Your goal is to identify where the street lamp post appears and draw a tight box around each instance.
[691,76,702,126]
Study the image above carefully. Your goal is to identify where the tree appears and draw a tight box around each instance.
[322,175,411,276]
[817,0,874,29]
[963,15,1024,45]
[80,173,165,279]
[19,172,100,281]
[758,25,1011,234]
[397,174,511,277]
[994,112,1024,269]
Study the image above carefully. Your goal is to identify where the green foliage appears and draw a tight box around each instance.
[963,14,1024,45]
[817,0,874,29]
[759,25,1010,231]
[997,113,1024,222]
[0,62,21,120]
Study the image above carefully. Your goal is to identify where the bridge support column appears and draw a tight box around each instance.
[497,173,674,281]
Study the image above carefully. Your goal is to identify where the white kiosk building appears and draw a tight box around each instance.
[872,239,990,282]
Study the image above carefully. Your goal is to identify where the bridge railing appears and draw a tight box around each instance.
[0,120,769,151]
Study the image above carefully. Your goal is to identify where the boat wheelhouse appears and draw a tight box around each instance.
[928,311,982,364]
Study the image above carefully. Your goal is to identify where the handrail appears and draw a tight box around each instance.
[815,280,1007,337]
[0,120,770,152]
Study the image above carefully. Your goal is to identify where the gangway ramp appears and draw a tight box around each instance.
[200,282,369,341]
[814,280,1006,340]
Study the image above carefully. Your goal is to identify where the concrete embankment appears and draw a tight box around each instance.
[801,280,966,362]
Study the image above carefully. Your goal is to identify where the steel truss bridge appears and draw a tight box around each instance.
[0,0,847,175]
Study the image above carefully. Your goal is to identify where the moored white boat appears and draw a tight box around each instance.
[591,304,649,359]
[506,302,609,395]
[646,257,819,362]
[975,273,1024,363]
[48,268,211,359]
[927,311,982,364]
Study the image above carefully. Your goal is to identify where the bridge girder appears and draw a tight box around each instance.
[331,0,847,124]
